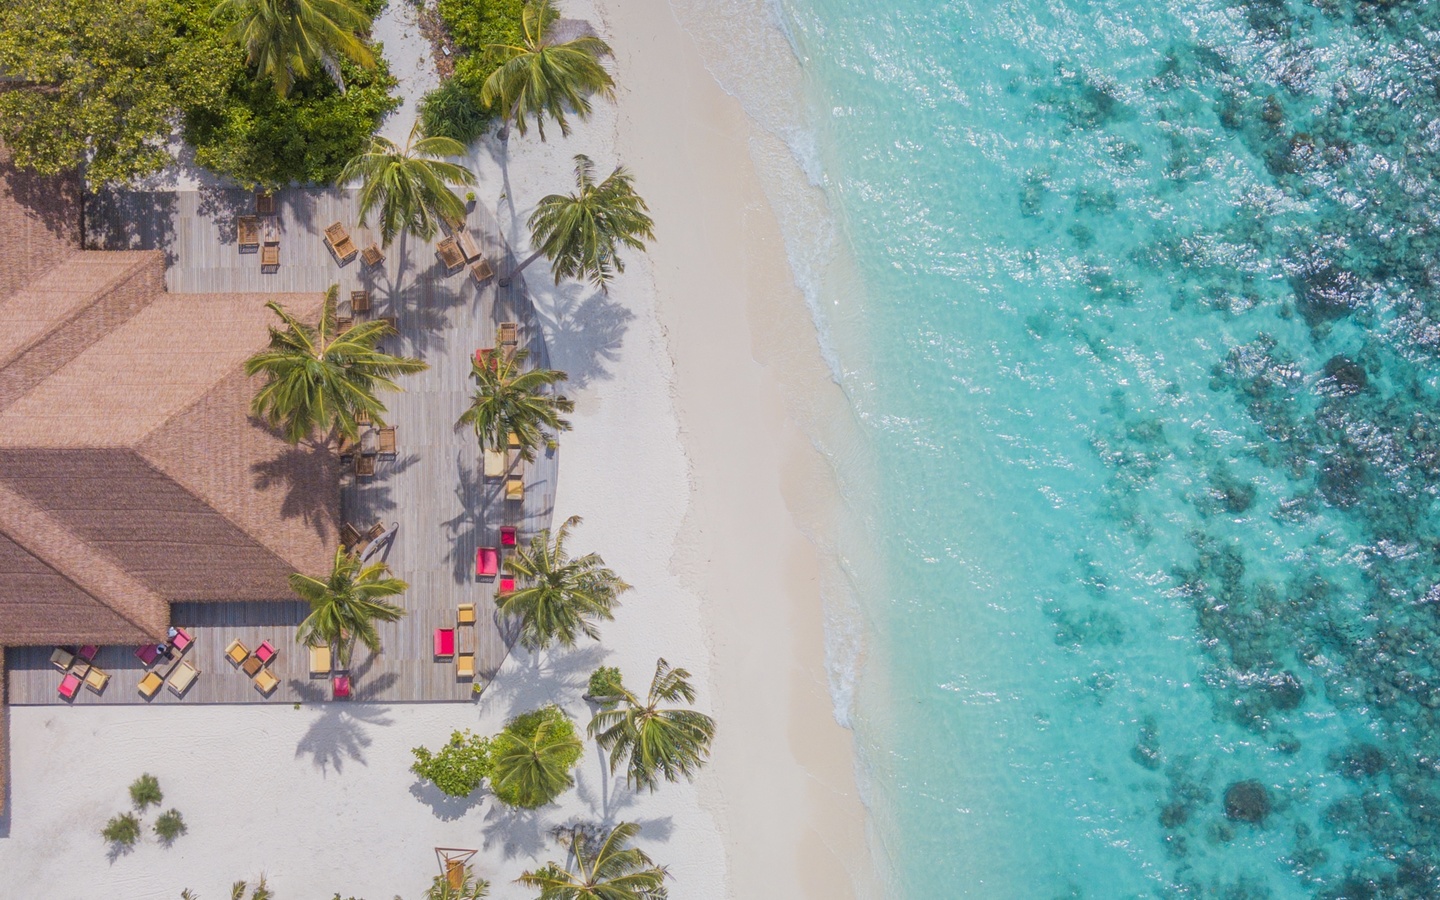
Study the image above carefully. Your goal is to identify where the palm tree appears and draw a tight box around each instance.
[457,348,574,461]
[487,706,584,809]
[588,659,716,793]
[426,864,490,900]
[340,121,477,248]
[517,822,669,900]
[498,515,629,652]
[245,286,427,444]
[481,0,615,140]
[293,547,408,669]
[511,154,655,289]
[212,0,375,97]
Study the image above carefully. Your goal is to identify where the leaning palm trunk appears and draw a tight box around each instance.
[588,659,716,793]
[515,154,654,289]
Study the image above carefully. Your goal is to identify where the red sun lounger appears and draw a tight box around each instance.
[333,675,351,699]
[500,526,517,547]
[434,628,456,658]
[476,547,499,578]
[58,672,82,700]
[499,577,516,593]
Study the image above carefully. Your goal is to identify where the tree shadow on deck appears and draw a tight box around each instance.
[195,184,255,242]
[86,188,178,266]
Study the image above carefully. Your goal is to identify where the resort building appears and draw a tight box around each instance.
[0,154,340,812]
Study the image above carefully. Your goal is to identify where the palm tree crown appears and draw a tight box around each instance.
[293,547,408,669]
[525,154,655,289]
[212,0,375,97]
[341,121,477,247]
[487,706,584,809]
[498,515,630,652]
[426,864,489,900]
[517,822,669,900]
[589,659,716,793]
[457,347,574,461]
[245,286,427,444]
[481,0,615,140]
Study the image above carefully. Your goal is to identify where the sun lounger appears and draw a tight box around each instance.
[171,627,193,652]
[470,258,495,284]
[225,639,250,667]
[58,672,81,700]
[362,243,384,266]
[241,655,262,676]
[381,315,398,333]
[333,674,351,699]
[310,644,332,676]
[434,628,455,658]
[500,526,517,547]
[457,603,476,625]
[455,230,481,261]
[483,447,505,479]
[78,644,98,661]
[255,191,275,215]
[261,243,279,269]
[507,432,521,450]
[255,640,277,666]
[378,426,396,457]
[237,215,259,250]
[168,661,199,696]
[84,667,110,694]
[499,577,516,593]
[350,289,371,314]
[355,454,376,477]
[325,222,358,261]
[50,647,74,670]
[506,477,524,501]
[138,671,163,699]
[437,236,466,270]
[254,668,280,696]
[134,644,160,666]
[498,322,518,350]
[456,653,475,679]
[475,546,498,578]
[340,522,362,549]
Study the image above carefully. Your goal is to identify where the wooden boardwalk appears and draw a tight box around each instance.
[6,186,556,706]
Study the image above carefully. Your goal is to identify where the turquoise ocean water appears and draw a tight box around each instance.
[713,0,1440,896]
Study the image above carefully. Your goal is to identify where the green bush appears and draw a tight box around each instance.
[184,55,400,189]
[586,665,624,705]
[438,0,524,56]
[487,705,582,809]
[154,808,187,845]
[129,773,163,811]
[410,729,493,797]
[419,78,495,145]
[102,812,142,847]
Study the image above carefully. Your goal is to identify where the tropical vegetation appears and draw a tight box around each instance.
[585,665,624,706]
[589,659,716,793]
[245,287,427,444]
[154,809,188,845]
[418,77,496,146]
[518,822,669,900]
[102,812,142,848]
[420,0,524,143]
[340,121,477,247]
[425,864,490,900]
[487,706,584,809]
[410,729,493,798]
[292,547,409,669]
[211,0,375,97]
[457,348,574,460]
[130,773,163,810]
[497,516,630,652]
[520,154,655,288]
[480,0,615,140]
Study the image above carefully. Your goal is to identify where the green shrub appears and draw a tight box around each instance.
[154,808,187,845]
[487,705,582,809]
[586,665,624,704]
[129,773,163,810]
[102,812,142,846]
[410,729,492,797]
[437,0,524,56]
[418,78,495,145]
[184,55,400,189]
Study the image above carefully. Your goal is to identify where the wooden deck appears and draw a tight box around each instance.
[6,186,556,706]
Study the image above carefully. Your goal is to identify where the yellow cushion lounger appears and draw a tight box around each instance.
[483,447,505,479]
[456,653,475,679]
[254,668,280,696]
[84,667,110,693]
[505,477,524,501]
[309,644,332,675]
[226,639,250,667]
[457,603,476,625]
[138,672,163,698]
[168,662,199,696]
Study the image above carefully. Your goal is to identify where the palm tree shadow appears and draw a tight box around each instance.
[535,283,634,388]
[441,449,485,586]
[250,438,343,543]
[482,643,606,721]
[293,699,395,774]
[480,802,551,860]
[408,779,484,822]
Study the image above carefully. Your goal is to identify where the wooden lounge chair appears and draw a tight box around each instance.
[381,315,399,333]
[255,191,275,215]
[337,314,354,332]
[168,662,199,696]
[340,522,362,548]
[350,289,371,314]
[261,243,279,270]
[470,258,495,284]
[134,644,160,666]
[362,243,384,266]
[355,454,376,477]
[138,671,163,699]
[50,647,74,670]
[241,655,263,676]
[171,627,193,652]
[500,526,517,547]
[356,407,372,426]
[325,222,358,261]
[84,667,110,694]
[456,229,481,261]
[434,628,455,658]
[255,640,277,666]
[505,477,524,501]
[309,644,332,676]
[475,547,499,578]
[365,520,386,542]
[498,322,519,350]
[457,603,476,625]
[437,236,465,271]
[483,447,505,479]
[237,215,260,250]
[58,672,82,700]
[377,426,396,457]
[225,639,250,667]
[78,644,98,661]
[254,668,280,696]
[456,653,475,679]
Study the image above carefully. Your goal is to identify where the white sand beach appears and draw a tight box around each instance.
[0,0,878,897]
